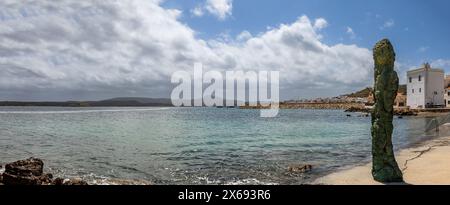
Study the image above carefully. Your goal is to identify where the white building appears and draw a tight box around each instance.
[444,75,450,107]
[445,87,450,108]
[407,63,445,109]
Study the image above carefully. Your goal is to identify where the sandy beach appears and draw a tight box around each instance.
[315,133,450,185]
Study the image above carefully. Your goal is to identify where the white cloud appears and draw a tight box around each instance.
[380,19,395,30]
[346,27,356,39]
[432,59,450,69]
[205,0,233,20]
[216,16,373,90]
[236,30,252,41]
[191,5,204,17]
[0,0,373,100]
[190,0,233,20]
[313,18,328,30]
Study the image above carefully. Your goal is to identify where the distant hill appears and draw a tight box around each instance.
[0,97,246,107]
[345,84,406,98]
[99,97,172,105]
[0,97,174,107]
[346,87,373,98]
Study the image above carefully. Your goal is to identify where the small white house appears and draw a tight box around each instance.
[407,63,445,109]
[444,75,450,107]
[445,87,450,107]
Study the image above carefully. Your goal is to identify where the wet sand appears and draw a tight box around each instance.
[315,135,450,185]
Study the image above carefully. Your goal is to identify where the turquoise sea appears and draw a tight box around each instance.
[0,107,441,184]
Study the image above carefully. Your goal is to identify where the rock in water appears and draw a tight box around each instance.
[5,157,43,176]
[288,164,313,173]
[52,177,65,185]
[1,158,89,185]
[52,177,89,185]
[0,165,3,185]
[2,157,52,185]
[371,39,403,182]
[61,178,89,185]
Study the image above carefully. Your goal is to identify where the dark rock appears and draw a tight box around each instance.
[52,177,88,185]
[345,106,371,113]
[5,157,43,177]
[2,158,45,185]
[1,158,94,186]
[1,157,54,185]
[40,173,53,184]
[288,164,313,173]
[62,178,88,185]
[371,39,403,183]
[395,109,418,116]
[1,158,89,186]
[2,172,41,185]
[52,177,64,185]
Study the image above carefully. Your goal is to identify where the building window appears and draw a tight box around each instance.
[419,88,421,93]
[412,89,414,93]
[418,75,421,81]
[409,77,412,83]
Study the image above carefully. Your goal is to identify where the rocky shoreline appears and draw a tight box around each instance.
[240,102,420,116]
[240,102,365,110]
[0,158,314,185]
[0,157,88,185]
[344,106,419,116]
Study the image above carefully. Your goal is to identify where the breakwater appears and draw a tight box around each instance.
[240,102,365,110]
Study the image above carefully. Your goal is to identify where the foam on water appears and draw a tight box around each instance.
[225,178,279,185]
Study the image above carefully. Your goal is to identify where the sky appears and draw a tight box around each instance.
[0,0,449,101]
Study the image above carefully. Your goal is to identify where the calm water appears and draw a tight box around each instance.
[0,107,441,184]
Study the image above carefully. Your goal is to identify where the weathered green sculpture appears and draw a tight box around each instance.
[371,39,403,182]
